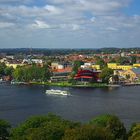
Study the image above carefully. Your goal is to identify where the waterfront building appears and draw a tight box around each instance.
[51,67,72,82]
[114,68,140,82]
[74,69,101,82]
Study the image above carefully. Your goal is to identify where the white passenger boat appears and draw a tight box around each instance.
[46,89,68,96]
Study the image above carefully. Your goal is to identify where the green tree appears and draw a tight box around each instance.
[70,61,84,80]
[62,125,114,140]
[131,56,137,64]
[12,64,52,82]
[12,66,24,81]
[109,58,117,63]
[10,114,80,140]
[0,119,11,140]
[100,67,113,83]
[116,57,129,65]
[95,58,106,69]
[89,114,127,140]
[72,61,83,74]
[0,63,6,76]
[128,123,140,140]
[4,67,14,76]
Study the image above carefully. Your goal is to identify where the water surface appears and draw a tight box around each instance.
[0,84,140,129]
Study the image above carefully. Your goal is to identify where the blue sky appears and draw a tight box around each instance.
[0,0,140,48]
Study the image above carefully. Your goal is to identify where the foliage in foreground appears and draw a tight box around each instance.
[0,119,11,140]
[1,114,140,140]
[10,113,80,140]
[89,114,127,140]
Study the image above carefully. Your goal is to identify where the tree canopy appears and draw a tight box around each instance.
[89,114,127,140]
[62,125,114,140]
[0,119,11,140]
[10,113,80,140]
[100,67,113,83]
[128,123,140,140]
[13,64,52,82]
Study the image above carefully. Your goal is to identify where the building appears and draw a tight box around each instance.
[115,68,140,82]
[133,64,140,68]
[51,67,72,82]
[6,63,25,69]
[92,65,100,70]
[74,69,101,82]
[107,63,133,70]
[81,63,100,70]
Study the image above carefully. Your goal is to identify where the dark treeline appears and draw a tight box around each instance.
[0,114,139,140]
[0,48,140,56]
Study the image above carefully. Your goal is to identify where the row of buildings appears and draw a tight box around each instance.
[1,54,140,84]
[51,62,140,83]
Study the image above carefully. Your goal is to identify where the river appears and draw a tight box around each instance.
[0,84,140,129]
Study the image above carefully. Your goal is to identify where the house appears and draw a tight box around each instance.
[107,63,133,70]
[92,65,100,70]
[81,63,92,68]
[6,63,25,69]
[74,69,101,82]
[115,68,140,82]
[31,59,43,64]
[51,67,72,82]
[51,62,61,70]
[107,63,118,69]
[133,64,140,68]
[80,63,100,70]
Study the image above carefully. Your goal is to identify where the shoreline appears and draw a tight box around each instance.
[29,82,110,88]
[5,81,140,88]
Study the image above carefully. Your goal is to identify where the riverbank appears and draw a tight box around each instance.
[29,81,108,88]
[9,80,140,88]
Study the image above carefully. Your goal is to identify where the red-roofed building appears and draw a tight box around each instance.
[74,69,101,82]
[51,67,72,82]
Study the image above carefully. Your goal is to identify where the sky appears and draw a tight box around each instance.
[0,0,140,49]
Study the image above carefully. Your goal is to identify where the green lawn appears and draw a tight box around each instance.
[30,81,108,88]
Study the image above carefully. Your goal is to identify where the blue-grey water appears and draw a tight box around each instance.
[0,84,140,129]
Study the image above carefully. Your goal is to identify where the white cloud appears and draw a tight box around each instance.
[0,22,14,28]
[0,0,140,48]
[30,20,51,29]
[71,24,80,30]
[90,17,96,22]
[0,4,62,19]
[48,0,132,14]
[106,27,118,31]
[44,5,62,14]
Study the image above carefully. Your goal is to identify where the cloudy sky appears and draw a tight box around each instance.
[0,0,140,48]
